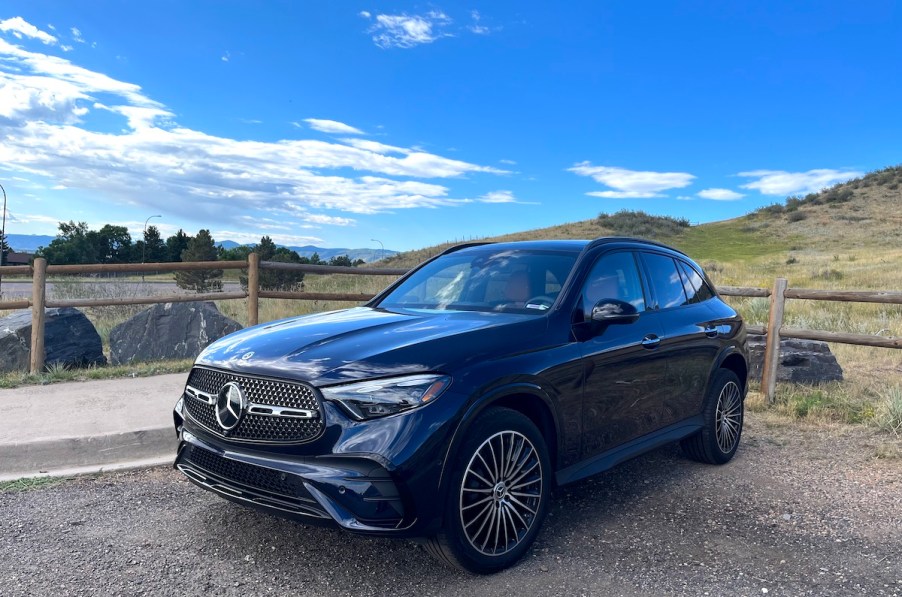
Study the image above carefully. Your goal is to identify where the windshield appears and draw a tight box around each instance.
[377,249,578,314]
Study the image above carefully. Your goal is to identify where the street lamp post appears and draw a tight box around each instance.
[141,214,162,282]
[370,238,384,262]
[0,183,6,298]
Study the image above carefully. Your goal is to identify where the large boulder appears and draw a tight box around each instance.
[0,308,106,373]
[748,335,843,383]
[109,301,241,365]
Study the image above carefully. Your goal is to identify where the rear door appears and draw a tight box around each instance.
[639,252,721,426]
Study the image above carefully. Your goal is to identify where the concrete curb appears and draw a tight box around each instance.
[0,426,176,482]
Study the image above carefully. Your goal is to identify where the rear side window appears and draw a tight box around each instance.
[642,253,688,309]
[678,261,714,303]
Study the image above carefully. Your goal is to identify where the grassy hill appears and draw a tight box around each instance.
[382,165,902,289]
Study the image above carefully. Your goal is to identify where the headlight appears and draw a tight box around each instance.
[321,374,451,420]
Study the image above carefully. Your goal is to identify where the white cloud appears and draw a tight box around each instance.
[0,17,58,45]
[469,10,490,34]
[359,11,372,19]
[70,27,84,43]
[499,158,516,165]
[212,230,325,246]
[304,118,365,135]
[369,11,452,49]
[7,211,59,225]
[738,169,863,196]
[480,190,516,203]
[570,162,695,198]
[0,23,507,236]
[697,188,744,201]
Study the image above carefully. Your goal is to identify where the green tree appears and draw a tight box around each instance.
[166,229,191,262]
[328,255,353,267]
[174,229,223,292]
[89,224,132,263]
[143,225,167,262]
[219,244,252,261]
[240,235,305,291]
[0,230,9,265]
[37,221,94,264]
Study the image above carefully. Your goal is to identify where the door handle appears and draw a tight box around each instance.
[703,325,718,338]
[641,334,660,349]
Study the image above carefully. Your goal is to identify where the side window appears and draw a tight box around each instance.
[642,253,688,309]
[582,252,646,318]
[678,260,714,303]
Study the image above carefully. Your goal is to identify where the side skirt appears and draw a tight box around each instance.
[555,416,704,486]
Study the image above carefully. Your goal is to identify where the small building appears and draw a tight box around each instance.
[2,251,31,266]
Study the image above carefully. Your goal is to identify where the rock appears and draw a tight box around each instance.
[109,301,241,365]
[0,308,106,373]
[748,335,843,383]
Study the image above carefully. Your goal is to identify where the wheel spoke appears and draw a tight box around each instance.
[465,502,494,529]
[508,460,539,488]
[467,469,495,489]
[462,495,493,511]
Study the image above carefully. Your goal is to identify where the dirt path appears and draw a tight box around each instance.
[1,414,900,596]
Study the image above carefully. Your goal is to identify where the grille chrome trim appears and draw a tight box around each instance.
[186,385,319,419]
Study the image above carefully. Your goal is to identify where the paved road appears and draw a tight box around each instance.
[1,416,900,596]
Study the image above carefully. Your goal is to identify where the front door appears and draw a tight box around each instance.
[578,251,670,459]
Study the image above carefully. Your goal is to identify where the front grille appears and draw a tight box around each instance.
[183,367,325,444]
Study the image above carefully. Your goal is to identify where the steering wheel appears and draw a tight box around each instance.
[525,295,555,309]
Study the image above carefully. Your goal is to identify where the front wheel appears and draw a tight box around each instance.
[425,408,551,574]
[681,369,744,464]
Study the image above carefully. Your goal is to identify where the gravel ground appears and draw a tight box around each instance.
[1,414,900,597]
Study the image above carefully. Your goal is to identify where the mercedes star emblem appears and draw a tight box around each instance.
[216,382,247,432]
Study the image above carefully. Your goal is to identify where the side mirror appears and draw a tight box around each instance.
[590,299,639,325]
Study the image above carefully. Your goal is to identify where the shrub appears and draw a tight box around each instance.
[785,256,798,265]
[813,268,843,281]
[875,386,902,436]
[755,203,785,216]
[787,211,807,222]
[596,210,690,238]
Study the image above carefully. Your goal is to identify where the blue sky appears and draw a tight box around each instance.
[0,2,899,252]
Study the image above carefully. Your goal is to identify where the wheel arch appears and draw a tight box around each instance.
[438,385,561,499]
[718,350,748,392]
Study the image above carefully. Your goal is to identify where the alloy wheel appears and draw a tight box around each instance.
[715,381,742,453]
[459,430,543,557]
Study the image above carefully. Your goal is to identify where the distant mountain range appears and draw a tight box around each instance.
[4,234,397,263]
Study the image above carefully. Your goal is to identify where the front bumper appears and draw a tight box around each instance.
[175,429,414,534]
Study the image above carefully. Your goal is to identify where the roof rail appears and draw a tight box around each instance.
[586,236,687,256]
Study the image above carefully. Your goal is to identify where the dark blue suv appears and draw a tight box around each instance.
[173,237,748,573]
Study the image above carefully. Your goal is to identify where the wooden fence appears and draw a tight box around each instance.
[1,259,900,404]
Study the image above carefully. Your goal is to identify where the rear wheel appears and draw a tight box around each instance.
[681,369,744,464]
[425,408,551,573]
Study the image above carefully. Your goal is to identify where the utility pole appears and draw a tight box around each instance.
[141,214,162,282]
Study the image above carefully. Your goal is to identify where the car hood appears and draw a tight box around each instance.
[195,307,549,386]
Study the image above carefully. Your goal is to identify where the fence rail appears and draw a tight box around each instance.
[1,261,900,403]
[718,278,902,402]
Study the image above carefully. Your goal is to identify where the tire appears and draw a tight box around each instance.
[681,369,744,465]
[425,408,552,574]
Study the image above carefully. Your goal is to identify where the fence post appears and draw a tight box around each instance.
[761,277,788,404]
[30,257,47,374]
[247,252,259,327]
